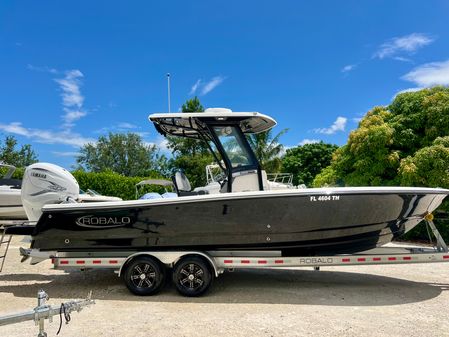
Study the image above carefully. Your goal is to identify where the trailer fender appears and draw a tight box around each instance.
[118,251,220,277]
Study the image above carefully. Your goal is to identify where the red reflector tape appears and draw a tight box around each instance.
[342,258,350,262]
[241,260,250,264]
[373,257,381,261]
[388,257,397,261]
[258,260,267,264]
[76,260,85,264]
[60,260,69,265]
[444,255,449,259]
[93,260,101,264]
[109,260,118,264]
[274,260,284,264]
[357,258,366,262]
[402,256,411,260]
[223,260,233,264]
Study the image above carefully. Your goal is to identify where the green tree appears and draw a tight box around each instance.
[309,87,449,241]
[282,142,338,186]
[247,129,288,173]
[398,136,449,188]
[0,135,38,167]
[314,86,449,187]
[76,132,161,176]
[329,107,399,186]
[167,97,214,187]
[166,96,207,156]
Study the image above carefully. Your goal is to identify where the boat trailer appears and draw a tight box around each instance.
[1,214,449,297]
[0,289,95,337]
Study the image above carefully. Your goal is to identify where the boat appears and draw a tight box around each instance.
[5,108,449,256]
[0,163,27,220]
[79,189,122,203]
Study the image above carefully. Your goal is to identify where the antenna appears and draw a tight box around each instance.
[167,73,171,113]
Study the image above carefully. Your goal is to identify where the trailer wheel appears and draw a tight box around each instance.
[172,256,212,297]
[123,256,165,296]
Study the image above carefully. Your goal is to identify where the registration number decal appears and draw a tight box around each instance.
[310,195,340,202]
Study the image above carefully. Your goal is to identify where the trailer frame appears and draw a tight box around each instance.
[5,214,449,296]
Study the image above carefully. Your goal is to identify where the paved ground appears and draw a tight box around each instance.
[0,236,448,337]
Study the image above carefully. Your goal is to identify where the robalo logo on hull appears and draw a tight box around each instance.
[75,215,132,228]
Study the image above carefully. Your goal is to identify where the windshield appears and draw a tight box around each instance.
[212,126,256,168]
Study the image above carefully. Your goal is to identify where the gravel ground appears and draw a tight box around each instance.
[1,236,449,337]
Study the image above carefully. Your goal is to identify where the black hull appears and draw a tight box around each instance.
[29,189,447,256]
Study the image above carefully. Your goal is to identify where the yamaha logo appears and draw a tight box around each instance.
[75,215,132,228]
[31,171,47,179]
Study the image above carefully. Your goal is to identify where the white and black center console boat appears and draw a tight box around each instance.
[5,109,449,256]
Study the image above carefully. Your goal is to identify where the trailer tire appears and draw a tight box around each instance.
[172,256,212,297]
[123,256,165,296]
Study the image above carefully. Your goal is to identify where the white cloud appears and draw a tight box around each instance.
[63,110,86,123]
[373,33,434,59]
[341,64,356,73]
[401,59,449,87]
[52,151,81,157]
[157,136,169,151]
[4,66,95,152]
[0,122,94,147]
[314,117,347,135]
[188,76,226,96]
[28,65,88,128]
[201,76,225,95]
[392,87,422,99]
[27,64,58,74]
[189,79,202,95]
[117,122,137,129]
[95,122,141,134]
[145,136,170,153]
[393,56,412,63]
[54,69,87,126]
[135,131,151,138]
[299,139,320,146]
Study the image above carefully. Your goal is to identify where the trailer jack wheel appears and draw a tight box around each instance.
[173,256,212,297]
[123,256,165,296]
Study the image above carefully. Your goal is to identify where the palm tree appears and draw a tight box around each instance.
[247,129,288,172]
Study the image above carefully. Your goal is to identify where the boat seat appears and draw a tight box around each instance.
[139,192,163,200]
[172,171,208,196]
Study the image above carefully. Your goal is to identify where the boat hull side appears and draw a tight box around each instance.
[30,191,447,255]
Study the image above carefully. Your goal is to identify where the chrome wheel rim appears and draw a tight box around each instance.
[178,263,204,290]
[130,263,156,288]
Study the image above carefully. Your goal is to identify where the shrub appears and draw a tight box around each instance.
[72,170,166,200]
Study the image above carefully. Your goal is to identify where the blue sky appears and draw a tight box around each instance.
[1,1,449,169]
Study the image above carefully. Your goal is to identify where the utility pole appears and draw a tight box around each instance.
[167,73,171,113]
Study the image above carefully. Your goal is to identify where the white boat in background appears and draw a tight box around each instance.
[0,163,121,221]
[79,189,122,202]
[0,163,27,220]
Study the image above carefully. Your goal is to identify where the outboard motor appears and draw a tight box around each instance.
[21,163,79,221]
